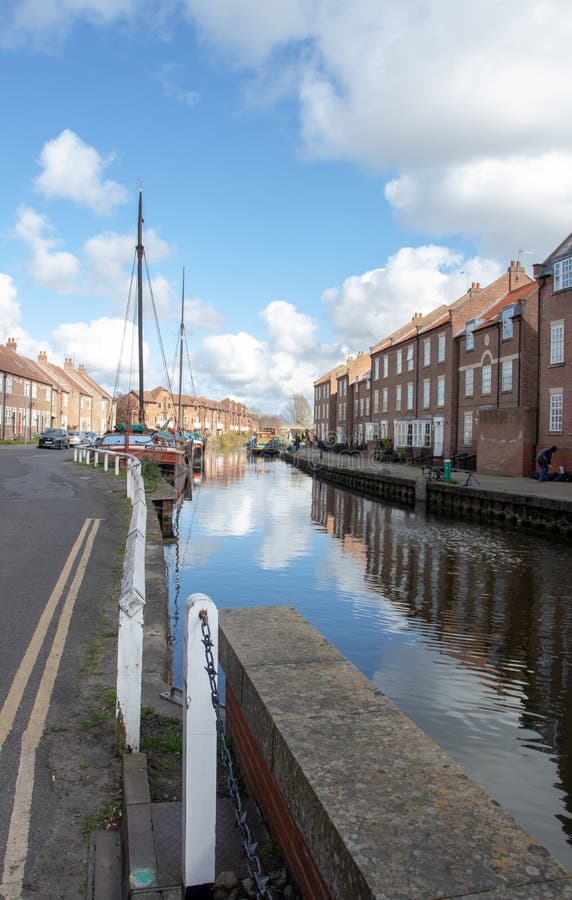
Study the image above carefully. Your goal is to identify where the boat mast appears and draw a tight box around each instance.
[178,268,185,432]
[136,188,145,424]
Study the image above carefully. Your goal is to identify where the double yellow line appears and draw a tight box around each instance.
[0,517,101,900]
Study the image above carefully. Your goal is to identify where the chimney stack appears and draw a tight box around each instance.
[64,357,73,372]
[6,337,17,351]
[38,350,48,364]
[508,259,525,291]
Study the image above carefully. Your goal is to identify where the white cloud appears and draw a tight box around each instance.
[0,0,140,48]
[34,130,128,215]
[83,226,175,302]
[322,246,503,347]
[184,298,225,332]
[385,153,572,262]
[50,316,146,387]
[13,205,80,291]
[0,273,22,341]
[155,63,200,107]
[260,300,317,354]
[197,301,344,410]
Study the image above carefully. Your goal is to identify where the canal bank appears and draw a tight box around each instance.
[286,447,572,534]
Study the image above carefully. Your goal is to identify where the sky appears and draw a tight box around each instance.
[1,1,572,414]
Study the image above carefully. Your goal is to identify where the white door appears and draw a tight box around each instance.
[433,417,444,456]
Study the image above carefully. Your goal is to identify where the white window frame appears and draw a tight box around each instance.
[406,345,414,372]
[383,356,388,378]
[382,387,388,413]
[463,412,473,445]
[373,358,380,379]
[550,322,564,365]
[423,339,431,366]
[481,364,492,395]
[549,391,563,432]
[438,333,446,363]
[465,320,475,351]
[406,382,414,410]
[501,359,512,392]
[373,389,379,414]
[423,379,430,409]
[394,419,432,448]
[437,375,445,407]
[380,420,388,438]
[554,256,572,291]
[465,368,474,397]
[365,422,379,440]
[396,384,402,411]
[396,349,402,375]
[6,376,13,393]
[502,306,514,340]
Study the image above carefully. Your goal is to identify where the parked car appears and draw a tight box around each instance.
[38,428,70,449]
[67,431,82,446]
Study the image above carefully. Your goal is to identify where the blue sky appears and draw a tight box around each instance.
[1,1,572,413]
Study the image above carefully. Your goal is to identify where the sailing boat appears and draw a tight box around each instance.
[174,269,204,470]
[101,189,191,495]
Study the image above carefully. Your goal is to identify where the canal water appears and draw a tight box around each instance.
[164,451,572,871]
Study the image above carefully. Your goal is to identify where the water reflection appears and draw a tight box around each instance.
[165,453,572,869]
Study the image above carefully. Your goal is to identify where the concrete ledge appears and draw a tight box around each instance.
[219,606,572,899]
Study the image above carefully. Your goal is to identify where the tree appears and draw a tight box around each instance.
[284,393,312,429]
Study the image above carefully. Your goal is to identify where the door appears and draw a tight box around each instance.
[433,417,444,457]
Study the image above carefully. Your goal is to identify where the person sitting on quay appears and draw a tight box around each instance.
[536,445,558,481]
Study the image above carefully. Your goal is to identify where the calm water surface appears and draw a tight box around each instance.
[164,451,572,870]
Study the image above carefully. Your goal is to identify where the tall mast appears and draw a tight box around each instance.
[178,268,185,432]
[136,188,145,424]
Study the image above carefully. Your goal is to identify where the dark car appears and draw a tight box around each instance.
[38,428,70,449]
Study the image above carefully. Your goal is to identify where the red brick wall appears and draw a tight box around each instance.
[477,407,536,476]
[538,275,572,472]
[225,684,333,900]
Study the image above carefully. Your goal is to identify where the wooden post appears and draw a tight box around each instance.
[182,594,217,897]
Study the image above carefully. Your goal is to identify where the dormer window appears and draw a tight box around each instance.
[465,320,476,351]
[502,306,514,340]
[554,256,572,291]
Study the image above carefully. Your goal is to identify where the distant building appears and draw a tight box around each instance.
[115,386,257,435]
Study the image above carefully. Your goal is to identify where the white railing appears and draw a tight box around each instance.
[74,446,146,751]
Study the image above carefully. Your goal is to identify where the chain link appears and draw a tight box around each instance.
[199,610,274,900]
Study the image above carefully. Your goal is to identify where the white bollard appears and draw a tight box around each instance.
[104,452,109,472]
[115,455,120,476]
[74,447,78,463]
[182,594,218,893]
[94,451,99,467]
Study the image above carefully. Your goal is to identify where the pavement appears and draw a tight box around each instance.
[296,446,572,502]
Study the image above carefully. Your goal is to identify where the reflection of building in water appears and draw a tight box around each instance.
[310,477,572,837]
[201,450,248,484]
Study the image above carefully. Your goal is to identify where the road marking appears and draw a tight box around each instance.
[0,518,101,899]
[0,518,92,750]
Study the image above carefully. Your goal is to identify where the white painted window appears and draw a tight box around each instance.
[373,389,379,414]
[354,395,359,416]
[32,383,37,399]
[482,364,492,394]
[373,358,380,379]
[365,397,370,416]
[465,368,474,397]
[463,412,473,445]
[25,382,30,397]
[438,333,446,362]
[406,382,414,410]
[406,345,414,371]
[554,256,572,291]
[549,392,563,432]
[6,376,13,392]
[382,387,388,412]
[501,359,512,392]
[437,375,445,407]
[396,385,402,411]
[359,397,364,416]
[423,339,431,366]
[502,306,514,340]
[365,422,379,440]
[394,420,432,448]
[380,420,388,438]
[396,349,402,374]
[423,379,430,408]
[465,320,475,351]
[383,356,388,378]
[550,322,564,364]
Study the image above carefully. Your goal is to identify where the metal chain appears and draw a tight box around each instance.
[199,610,274,900]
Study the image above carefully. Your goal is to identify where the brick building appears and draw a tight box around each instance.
[116,386,257,436]
[0,340,114,438]
[535,234,572,474]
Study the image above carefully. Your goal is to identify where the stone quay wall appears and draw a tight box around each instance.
[219,606,572,899]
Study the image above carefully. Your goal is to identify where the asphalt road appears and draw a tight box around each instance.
[0,444,127,899]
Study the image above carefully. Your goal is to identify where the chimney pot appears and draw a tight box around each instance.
[6,337,17,351]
